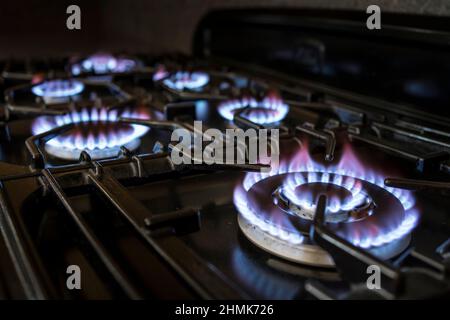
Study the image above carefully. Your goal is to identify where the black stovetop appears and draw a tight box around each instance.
[1,10,450,300]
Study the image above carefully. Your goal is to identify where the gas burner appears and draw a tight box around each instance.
[32,106,150,160]
[217,92,289,125]
[71,53,138,75]
[6,79,131,117]
[162,71,210,91]
[234,146,419,267]
[275,173,374,223]
[32,79,85,104]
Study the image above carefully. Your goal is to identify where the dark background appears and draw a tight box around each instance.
[0,0,449,58]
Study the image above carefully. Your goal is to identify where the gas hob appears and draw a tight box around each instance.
[0,10,450,300]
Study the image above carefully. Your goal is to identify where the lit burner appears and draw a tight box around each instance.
[32,106,150,160]
[32,79,84,104]
[275,173,374,223]
[71,54,137,75]
[217,92,289,125]
[234,144,419,267]
[163,71,210,91]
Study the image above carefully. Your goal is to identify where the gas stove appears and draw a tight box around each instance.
[0,10,449,300]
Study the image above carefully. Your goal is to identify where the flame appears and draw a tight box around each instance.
[32,106,150,153]
[152,65,169,81]
[282,172,367,214]
[32,79,85,98]
[217,91,289,124]
[163,71,210,90]
[71,53,136,75]
[31,73,46,85]
[234,186,305,244]
[234,143,419,249]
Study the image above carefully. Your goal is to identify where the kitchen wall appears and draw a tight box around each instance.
[101,0,450,55]
[0,0,449,58]
[0,0,104,58]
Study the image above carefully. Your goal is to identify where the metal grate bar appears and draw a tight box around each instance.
[86,164,246,298]
[296,124,336,161]
[42,169,143,299]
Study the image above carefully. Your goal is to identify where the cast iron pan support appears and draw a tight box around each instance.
[309,194,403,297]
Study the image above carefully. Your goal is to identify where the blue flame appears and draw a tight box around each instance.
[234,145,419,249]
[234,186,305,244]
[32,107,149,152]
[218,95,289,125]
[163,71,209,90]
[72,54,136,75]
[32,80,84,99]
[282,172,369,214]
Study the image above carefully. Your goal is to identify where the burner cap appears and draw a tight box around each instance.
[275,181,373,223]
